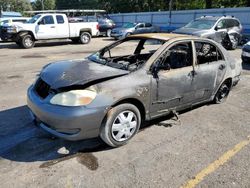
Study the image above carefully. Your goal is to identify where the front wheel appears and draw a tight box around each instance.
[20,34,35,49]
[79,32,91,44]
[100,103,141,147]
[214,82,231,104]
[229,35,239,50]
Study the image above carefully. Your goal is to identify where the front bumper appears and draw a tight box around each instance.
[27,86,108,141]
[110,33,124,39]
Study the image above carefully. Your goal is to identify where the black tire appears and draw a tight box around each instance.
[106,29,112,37]
[214,82,231,104]
[20,34,35,49]
[79,32,91,44]
[100,103,141,147]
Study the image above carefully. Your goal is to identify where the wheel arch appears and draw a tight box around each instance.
[79,29,92,36]
[17,31,36,41]
[111,98,146,122]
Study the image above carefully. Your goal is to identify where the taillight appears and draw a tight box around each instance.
[96,24,99,30]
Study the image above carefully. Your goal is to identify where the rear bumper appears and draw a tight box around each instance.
[27,86,107,141]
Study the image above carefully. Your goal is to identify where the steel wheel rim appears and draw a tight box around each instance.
[111,110,137,142]
[81,34,90,43]
[25,37,33,47]
[218,85,229,102]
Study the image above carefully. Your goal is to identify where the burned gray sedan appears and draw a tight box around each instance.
[27,33,238,147]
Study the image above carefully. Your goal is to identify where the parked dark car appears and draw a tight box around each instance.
[77,16,116,37]
[28,33,239,147]
[242,41,250,63]
[111,22,160,39]
[173,16,243,50]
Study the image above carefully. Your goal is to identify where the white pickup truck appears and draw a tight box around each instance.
[4,13,99,48]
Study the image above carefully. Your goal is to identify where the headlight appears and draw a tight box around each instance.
[7,26,18,33]
[50,90,96,107]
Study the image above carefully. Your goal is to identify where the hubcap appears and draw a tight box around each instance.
[25,37,33,47]
[111,111,137,142]
[81,34,90,43]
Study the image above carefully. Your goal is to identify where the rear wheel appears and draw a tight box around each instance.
[214,82,231,104]
[79,32,91,44]
[100,103,141,147]
[106,29,112,37]
[20,34,35,49]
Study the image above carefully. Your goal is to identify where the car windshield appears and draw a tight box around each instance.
[122,23,136,28]
[184,19,217,29]
[88,38,165,72]
[26,15,41,24]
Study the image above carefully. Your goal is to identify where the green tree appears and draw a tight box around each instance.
[32,0,56,10]
[0,0,32,12]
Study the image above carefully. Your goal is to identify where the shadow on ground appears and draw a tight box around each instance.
[0,41,86,49]
[0,104,205,166]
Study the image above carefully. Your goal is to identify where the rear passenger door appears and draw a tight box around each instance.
[55,15,69,38]
[193,41,227,101]
[134,23,146,34]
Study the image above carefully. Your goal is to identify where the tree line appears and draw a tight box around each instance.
[0,0,250,14]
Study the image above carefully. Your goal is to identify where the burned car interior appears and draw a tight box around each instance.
[195,42,224,64]
[88,38,165,72]
[152,40,224,74]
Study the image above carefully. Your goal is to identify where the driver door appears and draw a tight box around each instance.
[36,15,57,39]
[150,41,197,117]
[214,19,228,43]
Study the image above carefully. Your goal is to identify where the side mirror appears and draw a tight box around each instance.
[215,25,222,31]
[38,19,45,25]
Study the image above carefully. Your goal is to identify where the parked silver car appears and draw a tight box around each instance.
[173,16,243,50]
[111,22,160,39]
[27,33,239,147]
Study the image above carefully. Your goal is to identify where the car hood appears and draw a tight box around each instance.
[173,27,209,36]
[40,59,129,90]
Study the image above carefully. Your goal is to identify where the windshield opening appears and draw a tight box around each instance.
[88,38,165,72]
[184,19,217,29]
[26,15,41,24]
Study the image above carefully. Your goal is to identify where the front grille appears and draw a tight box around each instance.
[34,78,50,99]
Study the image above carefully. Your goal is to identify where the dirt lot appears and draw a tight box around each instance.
[0,38,250,188]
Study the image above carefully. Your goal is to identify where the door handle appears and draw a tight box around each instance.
[219,64,226,70]
[50,26,55,28]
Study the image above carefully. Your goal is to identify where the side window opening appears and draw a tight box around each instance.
[42,16,54,25]
[56,15,64,24]
[145,23,152,27]
[160,42,193,70]
[195,42,223,64]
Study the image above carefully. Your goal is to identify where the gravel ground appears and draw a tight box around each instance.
[0,38,249,188]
